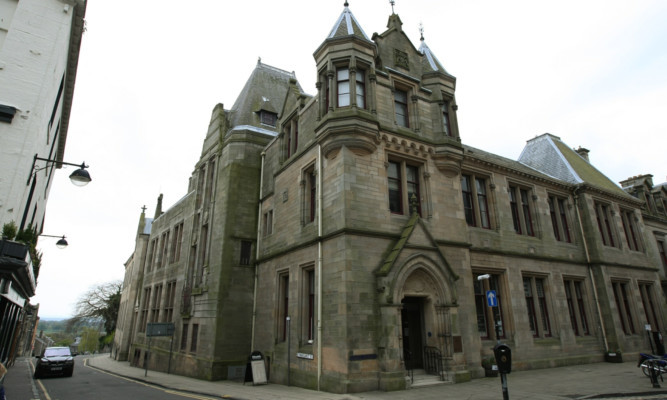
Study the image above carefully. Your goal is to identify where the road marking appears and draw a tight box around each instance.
[85,360,219,400]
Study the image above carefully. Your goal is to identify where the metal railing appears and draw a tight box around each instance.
[404,349,413,383]
[424,346,444,380]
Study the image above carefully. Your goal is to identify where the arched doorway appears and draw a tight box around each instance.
[401,296,425,369]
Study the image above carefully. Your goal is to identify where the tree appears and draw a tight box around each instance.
[69,280,122,335]
[79,327,100,354]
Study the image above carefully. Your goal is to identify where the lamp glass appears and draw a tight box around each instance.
[56,237,68,249]
[69,169,91,186]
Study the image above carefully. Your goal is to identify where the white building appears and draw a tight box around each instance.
[0,0,86,232]
[0,0,87,366]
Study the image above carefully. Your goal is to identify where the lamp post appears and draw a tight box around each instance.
[27,154,92,186]
[39,234,68,249]
[21,154,91,230]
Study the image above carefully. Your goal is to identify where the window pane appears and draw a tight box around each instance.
[394,89,409,127]
[337,69,349,80]
[356,82,365,108]
[476,178,490,228]
[461,175,475,226]
[388,161,402,214]
[338,81,350,106]
[406,165,420,215]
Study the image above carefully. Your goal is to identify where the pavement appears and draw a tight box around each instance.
[4,354,667,400]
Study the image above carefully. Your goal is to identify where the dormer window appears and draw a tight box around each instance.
[260,110,277,127]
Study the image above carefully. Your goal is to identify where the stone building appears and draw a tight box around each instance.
[115,3,667,394]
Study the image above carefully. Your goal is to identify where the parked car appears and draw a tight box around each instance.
[34,347,74,378]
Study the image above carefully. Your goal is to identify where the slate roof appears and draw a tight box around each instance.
[462,143,556,182]
[226,61,302,137]
[518,133,629,196]
[419,36,450,76]
[326,2,371,42]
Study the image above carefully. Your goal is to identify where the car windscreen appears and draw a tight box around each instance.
[44,348,71,357]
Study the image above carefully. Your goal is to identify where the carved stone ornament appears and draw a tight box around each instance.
[394,49,409,70]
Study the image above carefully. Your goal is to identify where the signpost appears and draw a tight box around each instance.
[486,290,498,307]
[145,323,175,376]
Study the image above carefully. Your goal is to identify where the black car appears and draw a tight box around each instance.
[34,347,74,378]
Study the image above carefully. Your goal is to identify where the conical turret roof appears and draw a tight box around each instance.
[419,35,449,75]
[326,2,371,42]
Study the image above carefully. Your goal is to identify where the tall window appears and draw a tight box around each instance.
[303,268,315,342]
[146,239,158,272]
[523,276,551,337]
[180,323,188,350]
[170,222,184,263]
[278,273,289,342]
[388,160,421,216]
[140,287,151,332]
[337,68,351,107]
[394,88,409,127]
[563,279,589,336]
[285,121,299,158]
[164,280,177,322]
[658,239,667,273]
[355,70,366,108]
[263,209,273,235]
[190,324,199,352]
[548,195,571,242]
[595,202,616,247]
[159,231,169,268]
[639,282,659,331]
[510,186,535,236]
[196,225,208,285]
[620,209,641,251]
[474,273,505,340]
[612,281,635,335]
[461,174,491,228]
[240,240,252,265]
[442,102,451,136]
[151,284,163,323]
[303,165,317,224]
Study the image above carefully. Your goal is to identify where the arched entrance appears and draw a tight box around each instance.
[401,296,425,369]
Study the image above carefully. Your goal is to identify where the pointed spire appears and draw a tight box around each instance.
[419,25,449,74]
[327,1,370,41]
[137,205,147,235]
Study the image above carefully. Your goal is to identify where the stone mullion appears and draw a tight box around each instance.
[410,94,420,133]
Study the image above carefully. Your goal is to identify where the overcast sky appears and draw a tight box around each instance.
[32,0,667,319]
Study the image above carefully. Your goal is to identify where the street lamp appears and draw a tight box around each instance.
[39,234,68,249]
[27,154,91,186]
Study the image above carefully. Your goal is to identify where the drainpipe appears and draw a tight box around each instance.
[251,151,266,350]
[573,185,609,352]
[317,144,323,391]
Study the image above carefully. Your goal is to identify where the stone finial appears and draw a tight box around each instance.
[154,194,163,220]
[410,193,418,215]
[575,146,590,162]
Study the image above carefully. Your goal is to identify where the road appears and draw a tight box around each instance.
[32,355,222,400]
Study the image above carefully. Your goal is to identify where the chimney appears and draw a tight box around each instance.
[575,146,590,162]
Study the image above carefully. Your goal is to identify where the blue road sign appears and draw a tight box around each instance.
[486,290,498,307]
